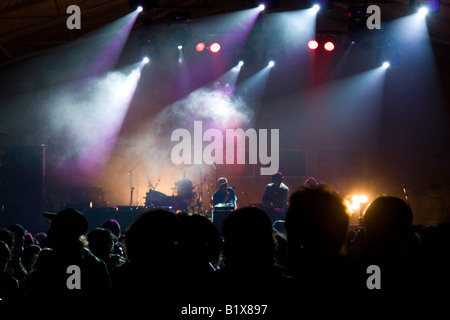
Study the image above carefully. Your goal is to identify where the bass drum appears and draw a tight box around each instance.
[145,190,168,207]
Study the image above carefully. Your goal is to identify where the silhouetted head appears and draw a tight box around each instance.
[285,185,349,255]
[177,213,222,269]
[218,177,228,191]
[125,209,185,269]
[87,228,114,258]
[24,232,36,247]
[272,172,283,187]
[222,206,276,269]
[0,229,14,249]
[363,196,413,250]
[43,208,88,249]
[101,219,121,238]
[7,223,25,254]
[0,240,11,271]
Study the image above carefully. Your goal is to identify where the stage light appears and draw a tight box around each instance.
[324,41,335,51]
[308,40,319,50]
[382,61,390,68]
[312,4,320,13]
[196,42,205,52]
[411,0,439,14]
[233,60,244,72]
[352,202,361,211]
[178,45,183,50]
[142,57,149,64]
[268,60,275,67]
[258,0,280,10]
[258,4,265,11]
[418,6,429,16]
[129,0,159,12]
[210,42,221,53]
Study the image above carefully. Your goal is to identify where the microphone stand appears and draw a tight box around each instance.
[199,169,204,213]
[241,191,251,206]
[125,161,143,207]
[127,169,134,207]
[211,163,218,188]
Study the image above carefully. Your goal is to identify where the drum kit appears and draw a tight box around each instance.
[144,175,211,214]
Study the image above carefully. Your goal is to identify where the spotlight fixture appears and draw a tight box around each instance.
[324,41,335,51]
[309,33,337,52]
[254,0,279,11]
[258,4,266,11]
[196,42,206,52]
[142,57,150,64]
[382,61,390,68]
[418,6,429,16]
[177,45,183,50]
[129,0,159,12]
[209,42,221,53]
[308,40,319,50]
[233,60,244,72]
[268,60,275,67]
[306,0,333,11]
[410,0,440,14]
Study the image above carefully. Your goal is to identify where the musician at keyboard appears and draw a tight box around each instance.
[213,177,237,208]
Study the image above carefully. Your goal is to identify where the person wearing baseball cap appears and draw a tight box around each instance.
[43,208,89,242]
[22,208,110,305]
[213,177,237,208]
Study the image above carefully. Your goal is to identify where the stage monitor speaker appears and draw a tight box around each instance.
[212,205,234,234]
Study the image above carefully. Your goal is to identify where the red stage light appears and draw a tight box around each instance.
[209,42,221,53]
[324,41,335,51]
[308,40,319,50]
[196,42,205,52]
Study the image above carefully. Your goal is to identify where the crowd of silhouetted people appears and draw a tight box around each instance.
[1,184,449,317]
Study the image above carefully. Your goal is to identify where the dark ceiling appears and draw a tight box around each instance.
[1,0,449,69]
